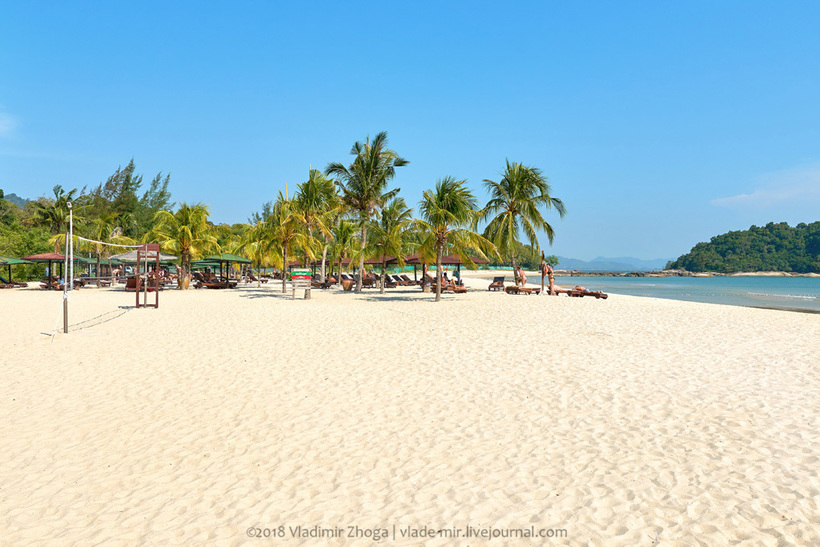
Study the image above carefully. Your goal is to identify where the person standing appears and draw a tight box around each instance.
[547,263,555,295]
[516,266,527,287]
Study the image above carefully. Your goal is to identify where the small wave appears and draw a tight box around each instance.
[747,292,819,300]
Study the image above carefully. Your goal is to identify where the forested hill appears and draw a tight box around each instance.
[668,222,820,273]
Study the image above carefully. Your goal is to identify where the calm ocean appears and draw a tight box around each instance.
[553,275,820,313]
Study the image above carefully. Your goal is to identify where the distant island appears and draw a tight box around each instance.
[554,256,671,272]
[667,222,820,274]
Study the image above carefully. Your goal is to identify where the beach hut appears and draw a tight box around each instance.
[22,252,66,285]
[439,254,489,281]
[203,253,252,286]
[0,255,32,284]
[109,250,179,264]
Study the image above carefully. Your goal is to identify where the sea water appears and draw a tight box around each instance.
[552,275,820,313]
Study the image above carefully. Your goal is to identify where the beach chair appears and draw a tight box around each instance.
[400,274,421,286]
[565,286,608,299]
[505,285,541,295]
[311,276,332,289]
[488,276,505,291]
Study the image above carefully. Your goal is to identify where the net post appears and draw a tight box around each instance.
[63,231,70,333]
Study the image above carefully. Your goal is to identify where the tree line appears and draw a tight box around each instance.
[0,132,566,300]
[667,222,820,273]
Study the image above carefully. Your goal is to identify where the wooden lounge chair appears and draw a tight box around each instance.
[488,276,505,291]
[0,276,27,288]
[434,280,467,294]
[126,276,162,292]
[311,276,333,289]
[505,285,541,295]
[567,286,608,299]
[399,274,421,286]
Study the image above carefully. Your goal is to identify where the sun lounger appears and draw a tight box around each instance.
[311,276,333,289]
[488,276,505,291]
[505,285,541,295]
[568,286,608,299]
[126,276,162,291]
[0,276,26,287]
[399,274,421,286]
[435,280,467,294]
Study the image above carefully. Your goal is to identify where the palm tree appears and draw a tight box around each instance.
[85,212,135,286]
[294,169,338,278]
[30,185,80,252]
[480,160,566,276]
[367,198,414,293]
[329,218,356,285]
[237,220,279,287]
[267,192,308,293]
[325,131,408,292]
[149,202,218,287]
[417,177,498,302]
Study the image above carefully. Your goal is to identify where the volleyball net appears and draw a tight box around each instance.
[51,233,161,340]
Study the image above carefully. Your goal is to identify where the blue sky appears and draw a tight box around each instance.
[1,1,819,260]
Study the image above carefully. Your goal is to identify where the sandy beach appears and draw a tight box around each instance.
[1,279,819,545]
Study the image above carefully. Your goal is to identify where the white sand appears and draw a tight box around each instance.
[1,281,819,545]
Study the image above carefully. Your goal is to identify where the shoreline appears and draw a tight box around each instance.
[456,271,820,315]
[555,270,820,278]
[452,268,820,278]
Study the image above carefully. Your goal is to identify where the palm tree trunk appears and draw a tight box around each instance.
[321,244,328,282]
[181,252,190,289]
[96,252,102,288]
[282,246,288,293]
[511,254,520,286]
[435,246,443,302]
[356,222,366,292]
[380,258,386,294]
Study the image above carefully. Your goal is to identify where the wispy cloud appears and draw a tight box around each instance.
[711,164,820,208]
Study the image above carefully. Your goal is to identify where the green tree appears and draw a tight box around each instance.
[267,192,309,293]
[325,131,408,292]
[417,177,498,302]
[480,160,566,277]
[149,202,218,287]
[135,172,173,235]
[237,220,279,287]
[84,212,135,286]
[329,218,356,284]
[295,169,338,277]
[29,185,81,252]
[367,197,414,293]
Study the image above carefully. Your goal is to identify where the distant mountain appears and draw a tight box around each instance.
[555,256,672,272]
[1,192,30,208]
